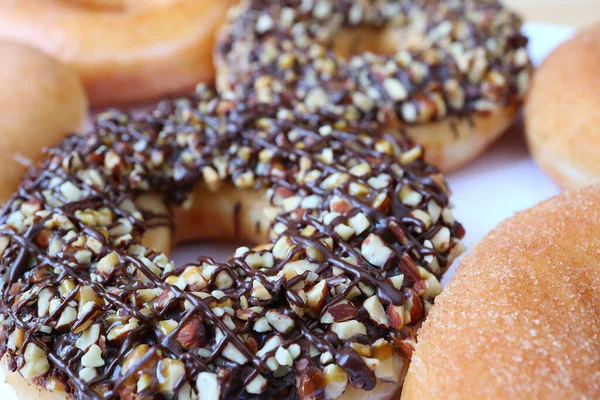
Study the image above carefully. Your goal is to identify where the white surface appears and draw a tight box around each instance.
[0,22,575,397]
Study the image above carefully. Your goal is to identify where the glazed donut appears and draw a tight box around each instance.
[0,40,87,205]
[525,24,600,189]
[215,0,533,171]
[0,0,237,107]
[0,86,465,399]
[402,184,600,399]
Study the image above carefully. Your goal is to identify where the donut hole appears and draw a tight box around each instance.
[141,186,276,263]
[331,25,427,60]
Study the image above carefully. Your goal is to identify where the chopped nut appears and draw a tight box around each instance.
[158,319,178,335]
[197,372,221,400]
[431,227,451,251]
[256,335,282,358]
[387,304,405,329]
[96,252,120,276]
[177,315,206,349]
[306,280,328,310]
[363,296,389,327]
[361,233,394,267]
[246,374,268,394]
[37,288,53,317]
[372,339,404,383]
[399,185,423,206]
[81,344,104,368]
[266,310,295,333]
[275,347,293,367]
[348,213,370,235]
[20,343,50,379]
[157,358,186,394]
[56,306,77,328]
[331,320,367,340]
[79,367,97,382]
[76,323,100,351]
[252,281,272,300]
[323,364,349,399]
[254,317,272,333]
[328,303,359,322]
[273,236,294,260]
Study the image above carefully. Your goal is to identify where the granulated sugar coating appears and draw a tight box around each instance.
[403,184,600,399]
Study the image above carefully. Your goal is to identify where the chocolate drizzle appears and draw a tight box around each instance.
[0,87,464,399]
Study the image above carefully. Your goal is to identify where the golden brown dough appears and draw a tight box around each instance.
[0,40,87,204]
[0,0,237,107]
[525,24,600,189]
[403,184,600,399]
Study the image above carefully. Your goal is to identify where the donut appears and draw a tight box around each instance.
[215,0,533,171]
[402,184,600,399]
[0,40,87,205]
[0,86,465,399]
[0,0,237,107]
[525,24,600,189]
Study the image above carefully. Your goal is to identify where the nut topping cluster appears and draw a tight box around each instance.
[0,86,464,399]
[218,0,533,124]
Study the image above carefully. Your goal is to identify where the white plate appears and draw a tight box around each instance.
[0,21,575,399]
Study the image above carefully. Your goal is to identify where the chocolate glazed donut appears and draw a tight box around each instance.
[215,0,533,171]
[0,87,464,399]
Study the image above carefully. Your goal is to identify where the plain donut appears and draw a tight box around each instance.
[525,24,600,189]
[0,0,237,107]
[0,40,87,204]
[403,184,600,399]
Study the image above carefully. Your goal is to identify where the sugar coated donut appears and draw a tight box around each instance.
[0,0,237,107]
[215,0,533,171]
[402,184,600,399]
[525,24,600,189]
[0,40,87,205]
[0,86,464,399]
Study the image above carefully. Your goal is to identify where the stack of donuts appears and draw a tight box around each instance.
[3,1,598,400]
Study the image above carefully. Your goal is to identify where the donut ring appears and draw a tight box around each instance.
[0,0,237,107]
[525,24,600,189]
[0,87,464,399]
[402,184,600,399]
[215,0,533,171]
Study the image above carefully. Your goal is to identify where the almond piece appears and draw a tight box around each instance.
[328,303,359,322]
[361,233,394,267]
[348,213,370,236]
[323,364,349,399]
[372,339,404,383]
[363,296,390,327]
[252,281,272,301]
[81,344,104,368]
[387,304,405,329]
[157,358,186,394]
[331,320,367,340]
[177,315,206,349]
[330,196,353,214]
[20,343,50,379]
[273,236,295,260]
[76,323,100,351]
[265,310,295,334]
[246,374,268,394]
[197,372,221,400]
[306,280,328,311]
[404,289,424,324]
